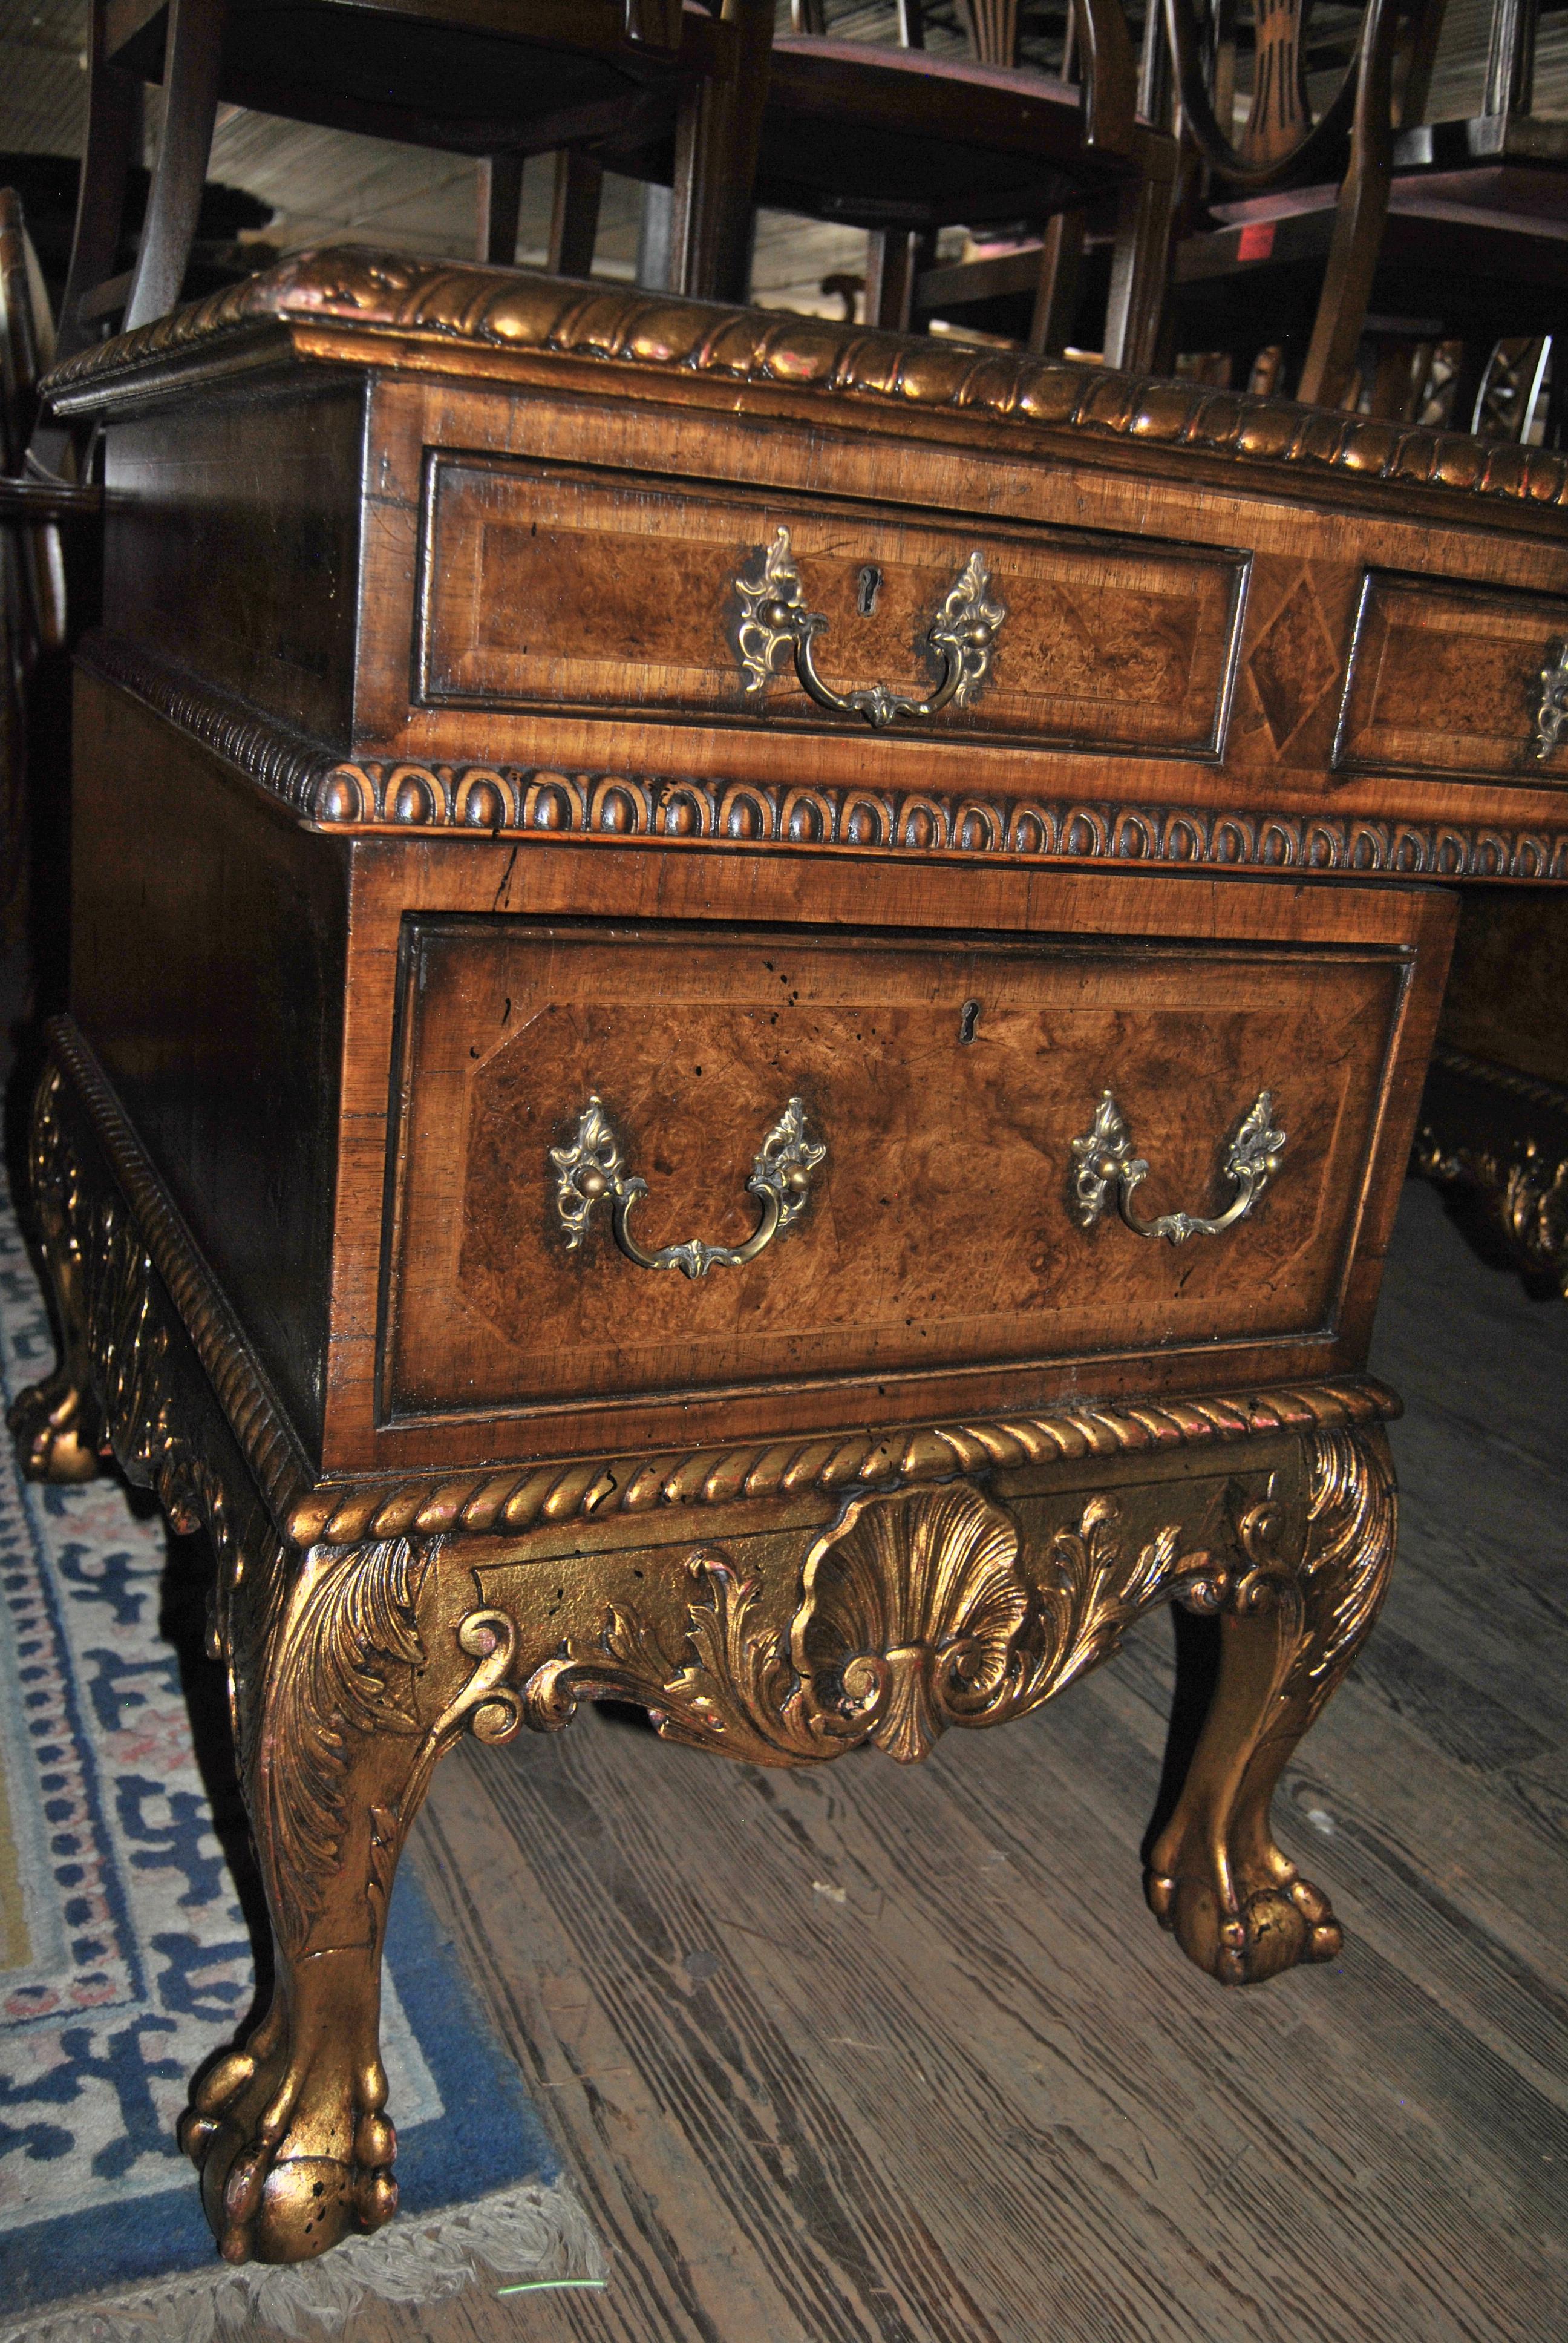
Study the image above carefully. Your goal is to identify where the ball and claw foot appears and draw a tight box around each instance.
[178,2002,399,2263]
[1145,1864,1343,1985]
[7,1369,106,1484]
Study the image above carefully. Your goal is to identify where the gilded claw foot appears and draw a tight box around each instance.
[1145,1858,1342,1985]
[8,1366,106,1483]
[178,1969,397,2264]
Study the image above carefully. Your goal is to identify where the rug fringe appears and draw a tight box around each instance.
[0,2177,605,2342]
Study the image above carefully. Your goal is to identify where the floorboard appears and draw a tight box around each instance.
[365,1175,1568,2342]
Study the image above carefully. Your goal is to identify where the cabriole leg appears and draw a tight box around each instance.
[182,1532,519,2263]
[1146,1427,1396,1984]
[8,1063,106,1482]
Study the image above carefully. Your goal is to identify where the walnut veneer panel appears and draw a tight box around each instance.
[420,456,1244,756]
[1337,573,1568,783]
[384,919,1403,1419]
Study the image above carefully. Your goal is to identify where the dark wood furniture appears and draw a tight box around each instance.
[54,0,772,366]
[1171,0,1568,429]
[1416,888,1568,1295]
[1161,0,1412,408]
[761,0,1177,366]
[15,246,1568,2269]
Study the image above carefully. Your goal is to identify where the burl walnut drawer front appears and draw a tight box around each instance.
[1336,572,1568,781]
[418,455,1246,758]
[381,919,1407,1423]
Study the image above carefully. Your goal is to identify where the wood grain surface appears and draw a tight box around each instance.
[387,917,1404,1416]
[331,1174,1568,2343]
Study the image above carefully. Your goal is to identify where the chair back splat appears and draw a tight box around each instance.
[1161,0,1408,405]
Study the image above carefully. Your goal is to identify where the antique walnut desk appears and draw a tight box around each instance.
[16,251,1568,2264]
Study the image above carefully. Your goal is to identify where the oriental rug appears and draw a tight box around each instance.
[0,1184,598,2338]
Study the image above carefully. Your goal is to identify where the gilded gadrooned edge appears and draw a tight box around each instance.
[289,1378,1401,1547]
[80,632,1568,881]
[41,244,1568,515]
[1425,1042,1568,1119]
[47,1012,1399,1552]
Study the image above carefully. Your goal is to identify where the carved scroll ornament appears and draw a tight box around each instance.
[524,1480,1233,1769]
[552,1090,825,1279]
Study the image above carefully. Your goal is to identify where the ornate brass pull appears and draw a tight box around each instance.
[552,1094,825,1279]
[1534,639,1568,761]
[1070,1090,1286,1246]
[734,526,1005,731]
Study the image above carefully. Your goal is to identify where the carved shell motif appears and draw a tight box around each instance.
[793,1483,1030,1762]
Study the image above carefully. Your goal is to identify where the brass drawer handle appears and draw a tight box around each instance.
[734,526,1005,731]
[552,1093,826,1280]
[1070,1090,1286,1246]
[1535,639,1568,760]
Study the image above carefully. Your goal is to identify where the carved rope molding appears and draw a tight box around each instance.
[517,1432,1391,1774]
[80,634,1568,883]
[46,1014,1397,1551]
[42,245,1568,514]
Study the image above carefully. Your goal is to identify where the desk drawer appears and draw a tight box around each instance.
[417,454,1246,758]
[1336,571,1568,781]
[381,916,1409,1422]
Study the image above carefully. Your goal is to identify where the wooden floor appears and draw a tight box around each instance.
[348,1179,1568,2341]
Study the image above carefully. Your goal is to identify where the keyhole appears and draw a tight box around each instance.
[959,999,981,1045]
[857,564,883,617]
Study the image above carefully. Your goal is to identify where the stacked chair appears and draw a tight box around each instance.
[760,0,1179,367]
[1162,0,1568,434]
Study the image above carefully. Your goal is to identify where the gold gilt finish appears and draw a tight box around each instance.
[524,1481,1226,1766]
[1536,640,1568,762]
[13,1040,1402,2262]
[1415,1049,1568,1300]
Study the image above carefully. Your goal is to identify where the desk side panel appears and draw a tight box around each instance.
[100,378,364,749]
[70,672,347,1458]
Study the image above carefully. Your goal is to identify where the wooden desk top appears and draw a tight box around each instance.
[46,247,1568,883]
[41,243,1568,523]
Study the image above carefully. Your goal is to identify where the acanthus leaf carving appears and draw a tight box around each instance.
[522,1480,1230,1769]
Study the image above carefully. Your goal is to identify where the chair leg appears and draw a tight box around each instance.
[668,0,772,302]
[123,0,229,333]
[1028,209,1086,356]
[1102,133,1178,375]
[548,150,604,279]
[866,231,922,333]
[51,1,143,368]
[1296,0,1398,408]
[476,156,525,266]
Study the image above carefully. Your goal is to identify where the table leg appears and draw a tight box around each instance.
[1146,1426,1396,1984]
[180,1529,521,2262]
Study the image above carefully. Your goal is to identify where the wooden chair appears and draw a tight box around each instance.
[1166,0,1568,428]
[1160,0,1411,408]
[52,0,773,371]
[1,188,101,985]
[759,0,1178,370]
